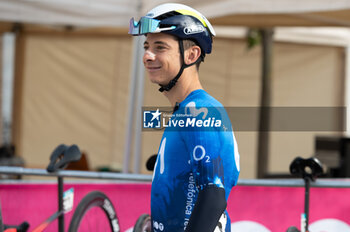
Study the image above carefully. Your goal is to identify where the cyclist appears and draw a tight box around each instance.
[129,3,240,232]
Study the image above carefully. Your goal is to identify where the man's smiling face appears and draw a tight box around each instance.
[143,33,181,86]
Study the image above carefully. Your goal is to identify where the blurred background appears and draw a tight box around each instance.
[0,0,350,179]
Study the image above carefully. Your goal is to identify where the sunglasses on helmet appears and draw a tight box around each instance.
[129,17,176,35]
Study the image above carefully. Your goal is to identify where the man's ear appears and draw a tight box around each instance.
[184,45,201,65]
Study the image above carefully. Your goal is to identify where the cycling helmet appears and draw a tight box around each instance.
[129,3,216,92]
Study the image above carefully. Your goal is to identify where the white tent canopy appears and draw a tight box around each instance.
[200,0,350,27]
[0,0,137,27]
[0,0,350,28]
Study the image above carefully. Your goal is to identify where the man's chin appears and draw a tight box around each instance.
[148,78,160,84]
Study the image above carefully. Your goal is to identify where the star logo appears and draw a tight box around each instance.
[151,109,161,121]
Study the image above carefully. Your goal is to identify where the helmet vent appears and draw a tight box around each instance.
[155,11,181,20]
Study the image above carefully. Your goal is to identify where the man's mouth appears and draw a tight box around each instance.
[146,66,161,71]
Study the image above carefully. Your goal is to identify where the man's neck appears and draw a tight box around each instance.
[163,69,203,107]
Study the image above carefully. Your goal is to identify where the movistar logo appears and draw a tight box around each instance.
[183,24,205,35]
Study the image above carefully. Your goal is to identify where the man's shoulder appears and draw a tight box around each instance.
[176,90,231,129]
[184,90,223,108]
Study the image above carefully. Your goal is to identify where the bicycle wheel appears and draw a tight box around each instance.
[68,191,120,232]
[133,214,151,232]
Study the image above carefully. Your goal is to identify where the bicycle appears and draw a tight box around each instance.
[286,156,324,232]
[0,144,120,232]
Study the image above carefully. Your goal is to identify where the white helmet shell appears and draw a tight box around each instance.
[146,3,216,36]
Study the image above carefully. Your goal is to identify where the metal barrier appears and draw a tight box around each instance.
[0,166,152,182]
[0,166,350,188]
[238,178,350,188]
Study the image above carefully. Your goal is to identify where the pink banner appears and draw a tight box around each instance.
[228,186,350,231]
[0,182,349,231]
[0,183,151,232]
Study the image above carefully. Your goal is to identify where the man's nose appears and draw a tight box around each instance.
[144,50,156,61]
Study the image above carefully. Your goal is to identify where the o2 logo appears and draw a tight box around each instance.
[193,145,210,163]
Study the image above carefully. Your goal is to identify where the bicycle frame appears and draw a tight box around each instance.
[31,176,65,232]
[2,176,66,232]
[31,211,63,232]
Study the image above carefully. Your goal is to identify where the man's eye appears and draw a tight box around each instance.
[156,46,166,50]
[143,46,149,50]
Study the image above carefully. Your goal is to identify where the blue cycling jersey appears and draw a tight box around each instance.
[151,89,240,232]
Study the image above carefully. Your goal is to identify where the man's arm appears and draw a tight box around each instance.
[185,185,227,232]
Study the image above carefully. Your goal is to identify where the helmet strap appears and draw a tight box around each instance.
[158,39,202,92]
